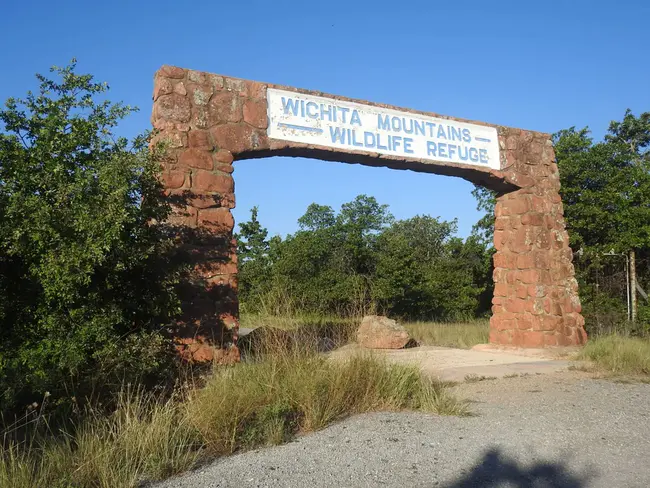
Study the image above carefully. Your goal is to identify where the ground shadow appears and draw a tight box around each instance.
[443,448,596,488]
[237,319,356,359]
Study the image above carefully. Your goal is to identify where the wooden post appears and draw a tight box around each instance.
[630,249,637,323]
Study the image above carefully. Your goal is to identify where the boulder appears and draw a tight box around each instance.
[356,315,411,349]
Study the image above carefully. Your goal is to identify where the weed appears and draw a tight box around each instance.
[464,374,498,383]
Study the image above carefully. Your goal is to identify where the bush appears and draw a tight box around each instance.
[0,62,185,416]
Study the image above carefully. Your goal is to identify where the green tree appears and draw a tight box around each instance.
[235,206,273,307]
[374,216,491,320]
[336,195,394,282]
[373,216,455,318]
[555,120,650,255]
[238,196,493,321]
[555,111,650,331]
[470,185,497,246]
[297,203,336,231]
[237,206,270,263]
[0,62,183,413]
[241,196,394,316]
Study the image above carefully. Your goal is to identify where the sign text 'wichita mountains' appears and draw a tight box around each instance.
[267,88,501,170]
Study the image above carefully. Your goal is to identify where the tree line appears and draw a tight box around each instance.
[236,197,493,321]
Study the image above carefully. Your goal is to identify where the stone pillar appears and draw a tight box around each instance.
[490,131,587,347]
[150,66,265,362]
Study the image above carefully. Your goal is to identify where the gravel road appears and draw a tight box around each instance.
[156,372,650,488]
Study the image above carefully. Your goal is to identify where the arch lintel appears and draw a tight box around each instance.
[237,146,520,193]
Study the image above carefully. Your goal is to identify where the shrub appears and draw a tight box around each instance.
[0,61,184,415]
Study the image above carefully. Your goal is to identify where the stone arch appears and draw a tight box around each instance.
[151,65,587,360]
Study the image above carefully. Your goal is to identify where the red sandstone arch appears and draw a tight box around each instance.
[151,65,587,361]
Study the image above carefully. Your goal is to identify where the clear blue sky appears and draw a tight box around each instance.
[2,0,648,238]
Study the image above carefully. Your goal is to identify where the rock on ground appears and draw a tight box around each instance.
[356,315,411,349]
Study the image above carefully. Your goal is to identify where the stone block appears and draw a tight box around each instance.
[192,170,234,193]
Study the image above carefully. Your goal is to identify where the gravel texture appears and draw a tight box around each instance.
[155,372,650,488]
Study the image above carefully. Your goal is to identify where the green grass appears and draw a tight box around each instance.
[404,320,490,348]
[577,334,650,377]
[1,327,466,488]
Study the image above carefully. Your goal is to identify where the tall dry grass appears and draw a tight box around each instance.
[577,334,650,377]
[1,323,466,488]
[187,352,466,455]
[240,314,490,350]
[1,389,199,488]
[404,320,490,348]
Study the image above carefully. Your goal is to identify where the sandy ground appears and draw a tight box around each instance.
[328,343,580,382]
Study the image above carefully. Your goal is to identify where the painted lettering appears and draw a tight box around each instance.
[376,133,388,150]
[351,129,364,147]
[350,110,361,126]
[391,135,402,152]
[404,137,414,154]
[329,126,346,144]
[320,103,335,122]
[269,89,500,170]
[364,131,376,148]
[378,114,390,131]
[414,120,426,136]
[339,107,350,124]
[306,101,318,118]
[281,97,300,116]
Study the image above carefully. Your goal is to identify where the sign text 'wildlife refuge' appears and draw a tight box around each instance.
[267,88,501,170]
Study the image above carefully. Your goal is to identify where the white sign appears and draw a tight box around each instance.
[267,88,501,170]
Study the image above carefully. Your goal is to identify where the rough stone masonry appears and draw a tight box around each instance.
[151,65,587,361]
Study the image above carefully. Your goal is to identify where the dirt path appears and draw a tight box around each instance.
[329,344,578,381]
[156,370,650,488]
